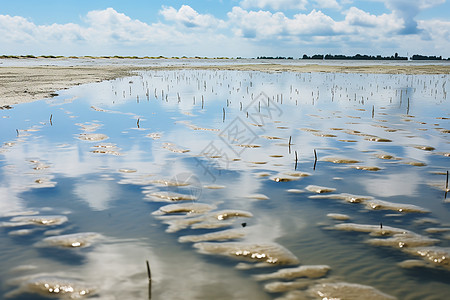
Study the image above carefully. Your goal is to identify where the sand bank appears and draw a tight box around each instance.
[1,64,449,106]
[0,66,135,106]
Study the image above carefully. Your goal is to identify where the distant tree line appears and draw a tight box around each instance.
[302,53,408,60]
[410,54,442,60]
[256,56,294,59]
[301,53,447,61]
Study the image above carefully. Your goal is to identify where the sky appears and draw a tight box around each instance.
[0,0,449,58]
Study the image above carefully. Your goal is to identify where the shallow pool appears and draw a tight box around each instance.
[0,70,449,299]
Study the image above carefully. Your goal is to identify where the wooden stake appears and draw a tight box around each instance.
[313,149,317,170]
[50,114,53,126]
[222,108,225,122]
[288,136,291,154]
[146,260,152,300]
[146,260,152,281]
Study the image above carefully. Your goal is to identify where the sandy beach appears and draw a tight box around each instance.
[1,63,449,107]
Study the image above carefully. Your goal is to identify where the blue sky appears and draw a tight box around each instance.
[1,0,449,57]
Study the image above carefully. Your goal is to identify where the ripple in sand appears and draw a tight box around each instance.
[375,154,400,160]
[271,176,301,182]
[306,185,336,194]
[306,282,396,300]
[77,133,108,141]
[413,145,435,151]
[179,228,246,243]
[146,132,162,140]
[254,265,330,281]
[203,184,226,189]
[425,227,450,234]
[404,246,450,270]
[145,191,197,202]
[152,203,215,215]
[9,229,37,236]
[193,242,299,266]
[352,166,382,171]
[118,168,136,173]
[321,157,360,164]
[245,194,269,200]
[309,193,373,203]
[284,171,311,177]
[91,143,122,155]
[287,189,305,194]
[327,213,350,220]
[236,144,261,148]
[397,259,430,269]
[160,209,252,233]
[6,275,96,299]
[35,232,103,248]
[261,136,283,140]
[162,142,190,153]
[364,199,430,213]
[312,133,337,138]
[368,232,439,249]
[364,136,392,142]
[150,178,190,187]
[264,279,311,293]
[76,122,102,132]
[214,210,253,220]
[2,215,68,227]
[402,161,427,166]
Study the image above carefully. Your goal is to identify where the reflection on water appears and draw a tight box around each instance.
[0,69,449,299]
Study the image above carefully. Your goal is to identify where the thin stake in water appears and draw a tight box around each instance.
[50,114,53,126]
[137,118,140,129]
[16,129,19,137]
[146,260,152,300]
[222,108,225,122]
[372,105,374,118]
[445,170,449,199]
[313,149,318,170]
[295,150,298,170]
[146,260,152,281]
[288,136,292,154]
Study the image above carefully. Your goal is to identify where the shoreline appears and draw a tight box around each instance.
[1,64,449,107]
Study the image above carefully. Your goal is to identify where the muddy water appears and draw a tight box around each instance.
[0,70,449,299]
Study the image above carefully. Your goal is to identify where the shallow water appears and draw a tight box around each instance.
[0,69,449,299]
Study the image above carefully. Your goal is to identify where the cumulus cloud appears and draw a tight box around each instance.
[0,4,447,57]
[228,7,341,39]
[314,0,341,9]
[240,0,308,10]
[344,7,402,31]
[160,5,224,28]
[376,0,446,34]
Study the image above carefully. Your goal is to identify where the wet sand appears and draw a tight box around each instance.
[1,63,449,106]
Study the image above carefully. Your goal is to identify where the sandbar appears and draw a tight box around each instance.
[1,63,449,107]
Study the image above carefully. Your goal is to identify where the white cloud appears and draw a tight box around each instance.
[376,0,446,34]
[314,0,341,9]
[228,7,341,39]
[344,7,402,32]
[160,5,224,28]
[240,0,308,10]
[0,5,448,57]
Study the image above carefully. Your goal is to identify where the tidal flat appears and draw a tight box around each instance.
[0,60,449,299]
